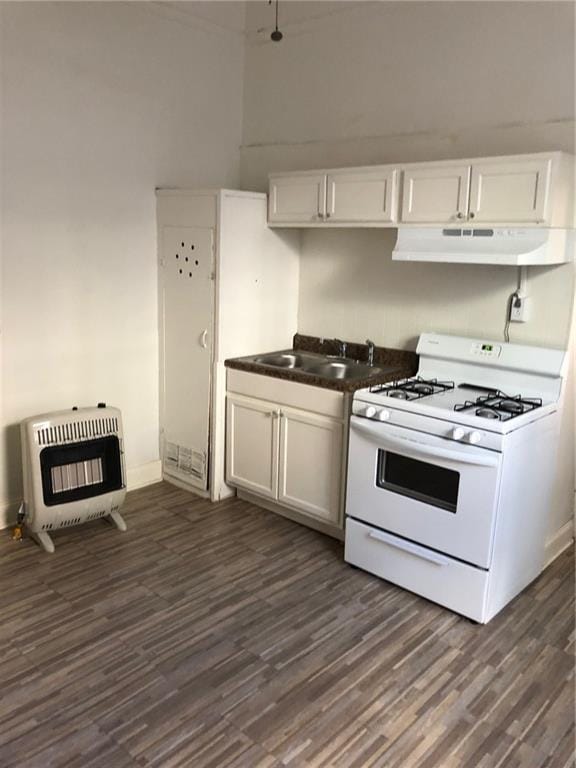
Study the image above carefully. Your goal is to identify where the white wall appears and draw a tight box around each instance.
[297,229,574,350]
[241,0,575,351]
[241,1,575,188]
[0,2,245,520]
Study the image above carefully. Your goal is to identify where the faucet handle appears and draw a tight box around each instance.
[334,338,347,358]
[365,339,376,366]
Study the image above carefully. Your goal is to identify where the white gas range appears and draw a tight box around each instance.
[345,333,566,623]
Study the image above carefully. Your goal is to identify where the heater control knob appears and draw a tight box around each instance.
[468,431,482,445]
[451,427,465,440]
[377,409,390,421]
[364,406,377,418]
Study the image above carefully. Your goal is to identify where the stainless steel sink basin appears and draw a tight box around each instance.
[304,361,381,380]
[244,349,389,382]
[252,352,304,368]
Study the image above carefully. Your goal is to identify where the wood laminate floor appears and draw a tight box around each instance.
[0,482,574,768]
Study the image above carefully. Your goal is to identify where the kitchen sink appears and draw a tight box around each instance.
[304,361,380,380]
[246,350,386,382]
[252,352,305,368]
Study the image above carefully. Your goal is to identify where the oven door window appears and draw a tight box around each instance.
[376,450,460,513]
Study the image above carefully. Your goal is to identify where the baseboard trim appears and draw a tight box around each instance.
[126,460,162,491]
[0,460,163,530]
[544,521,575,567]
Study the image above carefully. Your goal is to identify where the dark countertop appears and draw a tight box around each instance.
[224,334,418,393]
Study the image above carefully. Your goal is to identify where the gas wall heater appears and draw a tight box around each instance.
[20,405,127,553]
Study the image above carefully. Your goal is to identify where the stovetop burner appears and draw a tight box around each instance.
[454,393,542,421]
[371,377,455,401]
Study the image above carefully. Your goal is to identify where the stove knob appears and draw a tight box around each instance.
[468,431,482,445]
[377,409,390,421]
[364,406,377,418]
[451,427,465,440]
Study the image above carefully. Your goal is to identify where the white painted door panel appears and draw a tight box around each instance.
[469,158,552,224]
[346,418,502,568]
[326,168,398,222]
[226,395,279,499]
[161,226,214,490]
[401,165,471,223]
[268,174,326,223]
[278,408,342,523]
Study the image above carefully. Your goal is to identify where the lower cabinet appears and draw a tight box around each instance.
[226,390,345,528]
[226,395,279,500]
[278,407,343,524]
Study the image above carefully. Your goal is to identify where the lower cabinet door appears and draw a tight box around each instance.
[278,407,343,524]
[226,395,279,499]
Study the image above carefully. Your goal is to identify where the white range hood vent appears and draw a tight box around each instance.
[392,227,572,266]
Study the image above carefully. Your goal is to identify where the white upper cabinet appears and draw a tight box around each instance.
[268,152,573,229]
[401,164,471,224]
[268,165,400,226]
[468,157,551,224]
[399,153,572,227]
[326,168,398,223]
[268,173,326,224]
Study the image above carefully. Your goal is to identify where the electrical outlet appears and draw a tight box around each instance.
[510,294,530,323]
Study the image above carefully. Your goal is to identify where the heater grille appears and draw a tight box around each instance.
[50,458,103,494]
[36,418,119,446]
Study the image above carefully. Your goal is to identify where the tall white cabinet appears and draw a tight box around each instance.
[157,190,300,501]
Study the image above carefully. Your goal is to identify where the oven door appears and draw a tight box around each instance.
[346,416,503,568]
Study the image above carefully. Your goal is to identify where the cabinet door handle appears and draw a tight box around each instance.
[469,211,476,219]
[456,212,464,219]
[325,211,331,219]
[200,329,208,348]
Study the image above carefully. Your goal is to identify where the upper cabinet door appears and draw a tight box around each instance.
[468,157,552,224]
[268,174,326,224]
[400,165,471,224]
[326,168,399,223]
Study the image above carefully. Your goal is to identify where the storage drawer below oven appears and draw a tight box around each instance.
[345,518,490,623]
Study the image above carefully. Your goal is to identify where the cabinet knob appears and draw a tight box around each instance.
[325,212,331,219]
[469,211,476,220]
[456,212,464,219]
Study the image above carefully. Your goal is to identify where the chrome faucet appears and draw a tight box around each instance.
[334,338,347,358]
[366,339,375,366]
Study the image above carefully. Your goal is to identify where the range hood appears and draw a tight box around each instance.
[392,227,572,265]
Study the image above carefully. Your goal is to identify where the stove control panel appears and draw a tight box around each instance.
[358,405,390,421]
[470,341,502,358]
[352,401,501,450]
[450,426,483,444]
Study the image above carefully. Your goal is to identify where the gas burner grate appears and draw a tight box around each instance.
[454,393,542,421]
[371,377,455,401]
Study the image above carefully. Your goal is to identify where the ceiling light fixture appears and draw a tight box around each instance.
[269,0,283,42]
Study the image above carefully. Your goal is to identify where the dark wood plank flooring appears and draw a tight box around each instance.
[0,482,573,768]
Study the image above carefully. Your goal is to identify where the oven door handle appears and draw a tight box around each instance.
[351,418,499,468]
[367,528,451,566]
